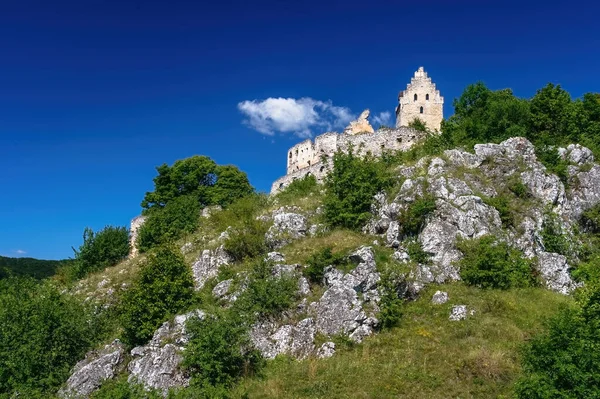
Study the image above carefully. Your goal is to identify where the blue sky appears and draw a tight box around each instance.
[1,0,599,260]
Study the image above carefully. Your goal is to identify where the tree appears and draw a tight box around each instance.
[121,246,194,347]
[408,118,428,132]
[141,156,253,212]
[530,83,574,144]
[71,225,130,278]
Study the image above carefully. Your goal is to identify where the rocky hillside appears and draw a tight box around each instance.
[57,137,600,398]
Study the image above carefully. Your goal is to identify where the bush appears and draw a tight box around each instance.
[508,179,530,199]
[304,247,346,285]
[408,118,428,132]
[580,203,600,234]
[515,283,600,398]
[276,174,318,203]
[399,194,437,237]
[0,278,98,396]
[137,194,201,253]
[182,311,263,391]
[323,148,391,230]
[404,239,431,264]
[535,145,570,185]
[71,225,130,278]
[457,236,538,289]
[540,213,571,256]
[377,263,405,329]
[92,377,161,399]
[223,220,269,262]
[121,246,194,347]
[234,259,298,320]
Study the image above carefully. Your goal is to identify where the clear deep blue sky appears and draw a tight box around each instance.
[1,0,599,260]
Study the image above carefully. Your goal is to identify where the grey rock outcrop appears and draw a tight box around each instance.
[317,342,336,359]
[431,291,449,305]
[266,211,308,248]
[536,252,581,295]
[449,305,474,321]
[128,310,204,394]
[59,340,125,398]
[212,279,233,299]
[191,246,231,291]
[250,318,316,360]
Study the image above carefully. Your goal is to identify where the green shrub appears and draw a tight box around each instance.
[323,148,391,230]
[535,145,570,185]
[515,283,600,398]
[408,118,429,132]
[580,203,600,234]
[0,278,98,396]
[377,263,405,329]
[541,213,571,256]
[508,179,530,199]
[92,377,161,398]
[276,174,318,203]
[182,311,263,391]
[482,194,514,227]
[399,194,437,237]
[304,247,346,285]
[223,220,269,262]
[137,195,201,253]
[234,260,298,320]
[457,236,538,289]
[404,239,431,265]
[71,225,130,278]
[121,246,194,347]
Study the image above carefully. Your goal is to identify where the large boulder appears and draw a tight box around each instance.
[128,310,204,393]
[191,246,231,291]
[250,318,316,360]
[58,340,125,398]
[265,212,308,248]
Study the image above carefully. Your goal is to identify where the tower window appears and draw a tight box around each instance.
[414,94,418,102]
[420,106,424,114]
[289,151,292,159]
[426,94,430,101]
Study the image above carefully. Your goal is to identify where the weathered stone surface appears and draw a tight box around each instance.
[129,215,146,258]
[537,252,581,295]
[449,305,468,321]
[317,342,336,359]
[128,310,204,393]
[201,205,222,218]
[431,291,449,305]
[266,252,286,263]
[212,279,233,299]
[266,211,308,248]
[343,109,375,136]
[314,247,380,342]
[59,340,125,398]
[191,246,231,291]
[250,318,316,360]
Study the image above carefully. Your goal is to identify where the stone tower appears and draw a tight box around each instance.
[395,67,443,131]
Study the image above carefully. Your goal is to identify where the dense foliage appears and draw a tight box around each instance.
[0,255,68,279]
[121,246,194,347]
[323,148,391,230]
[457,236,538,289]
[137,194,201,252]
[182,311,263,392]
[515,283,600,398]
[221,196,270,262]
[71,225,130,278]
[0,278,99,397]
[398,194,437,237]
[303,246,346,285]
[141,155,253,212]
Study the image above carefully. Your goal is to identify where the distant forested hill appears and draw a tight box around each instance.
[0,256,71,279]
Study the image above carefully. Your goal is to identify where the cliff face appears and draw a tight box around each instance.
[61,137,600,398]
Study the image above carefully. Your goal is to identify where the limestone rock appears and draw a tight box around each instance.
[431,291,449,305]
[536,252,581,295]
[343,109,375,135]
[250,318,316,360]
[317,342,336,359]
[128,310,204,393]
[265,211,308,248]
[191,246,231,291]
[449,305,468,321]
[266,252,286,263]
[58,340,125,398]
[129,215,146,258]
[212,279,233,299]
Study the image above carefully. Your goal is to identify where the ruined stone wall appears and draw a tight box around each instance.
[287,139,317,174]
[272,126,424,194]
[395,67,443,132]
[129,215,146,258]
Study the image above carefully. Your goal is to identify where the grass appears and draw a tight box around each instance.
[232,283,572,399]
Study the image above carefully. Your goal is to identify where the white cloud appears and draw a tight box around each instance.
[373,111,392,127]
[14,249,26,255]
[238,97,355,138]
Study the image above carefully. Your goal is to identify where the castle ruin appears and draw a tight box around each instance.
[271,66,444,194]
